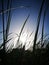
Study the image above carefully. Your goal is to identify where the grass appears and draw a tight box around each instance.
[0,0,49,65]
[41,3,49,48]
[6,0,12,41]
[16,14,30,47]
[33,0,45,52]
[0,0,12,51]
[1,0,5,51]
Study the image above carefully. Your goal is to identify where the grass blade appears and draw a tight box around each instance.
[29,31,34,38]
[0,6,31,14]
[6,0,10,22]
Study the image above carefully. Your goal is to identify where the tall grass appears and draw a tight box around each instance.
[35,1,49,48]
[16,14,30,47]
[33,0,45,52]
[0,0,12,51]
[6,0,12,41]
[0,1,31,50]
[1,0,5,51]
[0,0,49,52]
[41,4,49,48]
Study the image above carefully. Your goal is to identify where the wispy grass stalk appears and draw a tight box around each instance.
[0,6,31,14]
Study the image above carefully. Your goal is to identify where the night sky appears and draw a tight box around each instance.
[0,0,49,50]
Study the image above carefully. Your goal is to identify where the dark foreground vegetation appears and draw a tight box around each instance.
[0,47,49,65]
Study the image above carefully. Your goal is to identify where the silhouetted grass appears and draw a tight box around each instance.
[16,14,30,47]
[6,0,12,41]
[0,0,12,51]
[1,0,5,51]
[41,2,49,47]
[33,0,45,52]
[0,0,49,65]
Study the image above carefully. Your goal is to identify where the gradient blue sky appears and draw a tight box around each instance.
[0,0,49,46]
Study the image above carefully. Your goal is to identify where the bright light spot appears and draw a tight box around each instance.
[13,30,35,50]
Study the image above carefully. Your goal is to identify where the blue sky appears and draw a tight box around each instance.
[0,0,49,49]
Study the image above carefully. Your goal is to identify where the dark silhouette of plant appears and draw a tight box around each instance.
[16,14,30,47]
[33,0,45,52]
[1,0,5,51]
[41,2,49,48]
[0,0,12,51]
[6,0,12,41]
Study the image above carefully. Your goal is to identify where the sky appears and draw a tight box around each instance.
[0,0,49,50]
